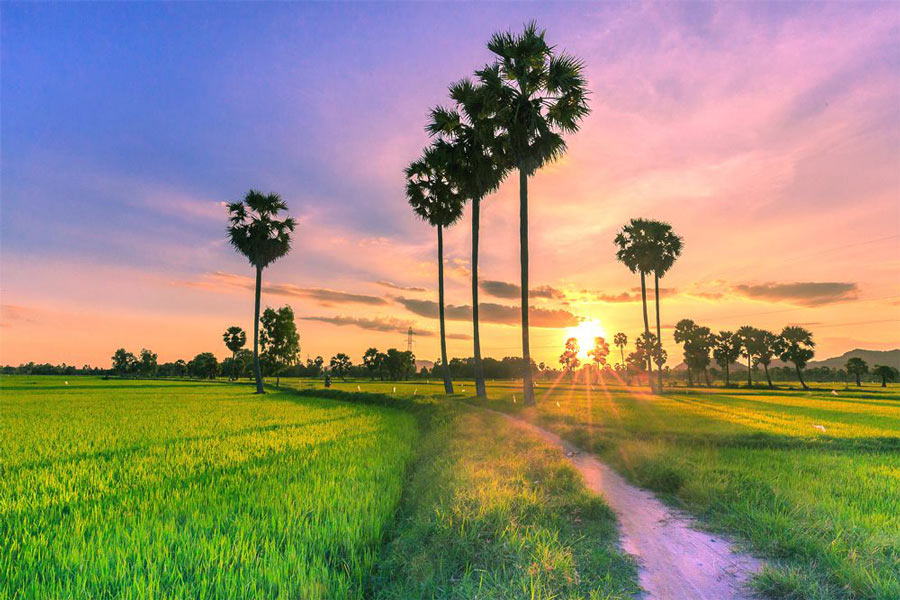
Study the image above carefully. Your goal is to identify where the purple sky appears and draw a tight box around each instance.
[2,2,899,366]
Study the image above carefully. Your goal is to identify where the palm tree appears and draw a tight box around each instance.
[613,332,628,368]
[845,357,868,387]
[736,325,759,387]
[478,21,590,405]
[645,221,683,391]
[588,336,610,382]
[227,191,295,394]
[222,326,247,381]
[755,329,778,388]
[406,144,465,395]
[713,330,741,387]
[778,326,815,390]
[614,219,657,383]
[635,331,660,386]
[428,79,508,400]
[559,337,580,382]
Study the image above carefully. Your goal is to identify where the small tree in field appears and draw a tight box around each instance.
[173,359,188,377]
[845,357,868,387]
[363,348,380,380]
[713,331,741,386]
[613,333,627,368]
[778,326,815,390]
[138,348,158,377]
[736,325,759,387]
[222,326,247,381]
[754,329,779,388]
[330,353,352,380]
[588,336,610,382]
[189,352,218,379]
[873,364,898,387]
[673,319,698,386]
[112,348,137,376]
[559,337,580,382]
[259,305,300,387]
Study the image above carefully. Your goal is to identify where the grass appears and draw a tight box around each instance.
[1,376,417,599]
[475,380,900,600]
[294,377,899,599]
[2,376,642,599]
[368,405,638,599]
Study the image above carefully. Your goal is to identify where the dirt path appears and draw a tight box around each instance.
[495,411,763,600]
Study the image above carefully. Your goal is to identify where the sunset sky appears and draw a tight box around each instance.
[2,2,899,368]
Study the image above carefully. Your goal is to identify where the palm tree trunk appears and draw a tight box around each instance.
[437,225,453,395]
[704,368,710,386]
[252,265,265,394]
[686,367,693,387]
[620,346,625,367]
[519,169,535,406]
[471,196,486,400]
[640,271,652,386]
[796,364,808,390]
[232,350,237,381]
[747,355,752,387]
[654,271,663,391]
[724,362,730,386]
[764,363,773,388]
[855,373,861,386]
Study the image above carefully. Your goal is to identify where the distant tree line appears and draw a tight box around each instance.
[538,322,899,389]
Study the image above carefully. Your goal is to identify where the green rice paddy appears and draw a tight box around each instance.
[3,376,898,599]
[1,377,416,599]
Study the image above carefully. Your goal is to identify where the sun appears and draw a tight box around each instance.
[564,319,609,359]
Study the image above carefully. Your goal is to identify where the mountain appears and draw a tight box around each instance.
[808,349,900,370]
[415,359,435,372]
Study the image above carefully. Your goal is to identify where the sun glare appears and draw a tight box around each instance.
[564,319,608,359]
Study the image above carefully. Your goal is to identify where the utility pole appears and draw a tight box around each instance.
[406,327,414,353]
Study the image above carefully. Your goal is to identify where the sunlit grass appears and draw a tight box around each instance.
[370,404,639,599]
[477,380,900,600]
[1,376,417,599]
[292,376,899,598]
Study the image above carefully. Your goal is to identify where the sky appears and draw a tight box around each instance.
[2,1,899,368]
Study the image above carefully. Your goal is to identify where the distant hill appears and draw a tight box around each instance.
[808,349,900,370]
[415,359,435,372]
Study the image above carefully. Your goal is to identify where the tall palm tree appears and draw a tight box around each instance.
[613,332,627,367]
[222,326,247,381]
[406,144,465,395]
[614,219,657,383]
[645,221,683,391]
[227,191,295,394]
[428,78,508,400]
[478,21,590,405]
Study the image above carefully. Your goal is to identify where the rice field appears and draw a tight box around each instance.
[295,378,899,599]
[480,382,900,600]
[0,377,417,599]
[5,375,898,599]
